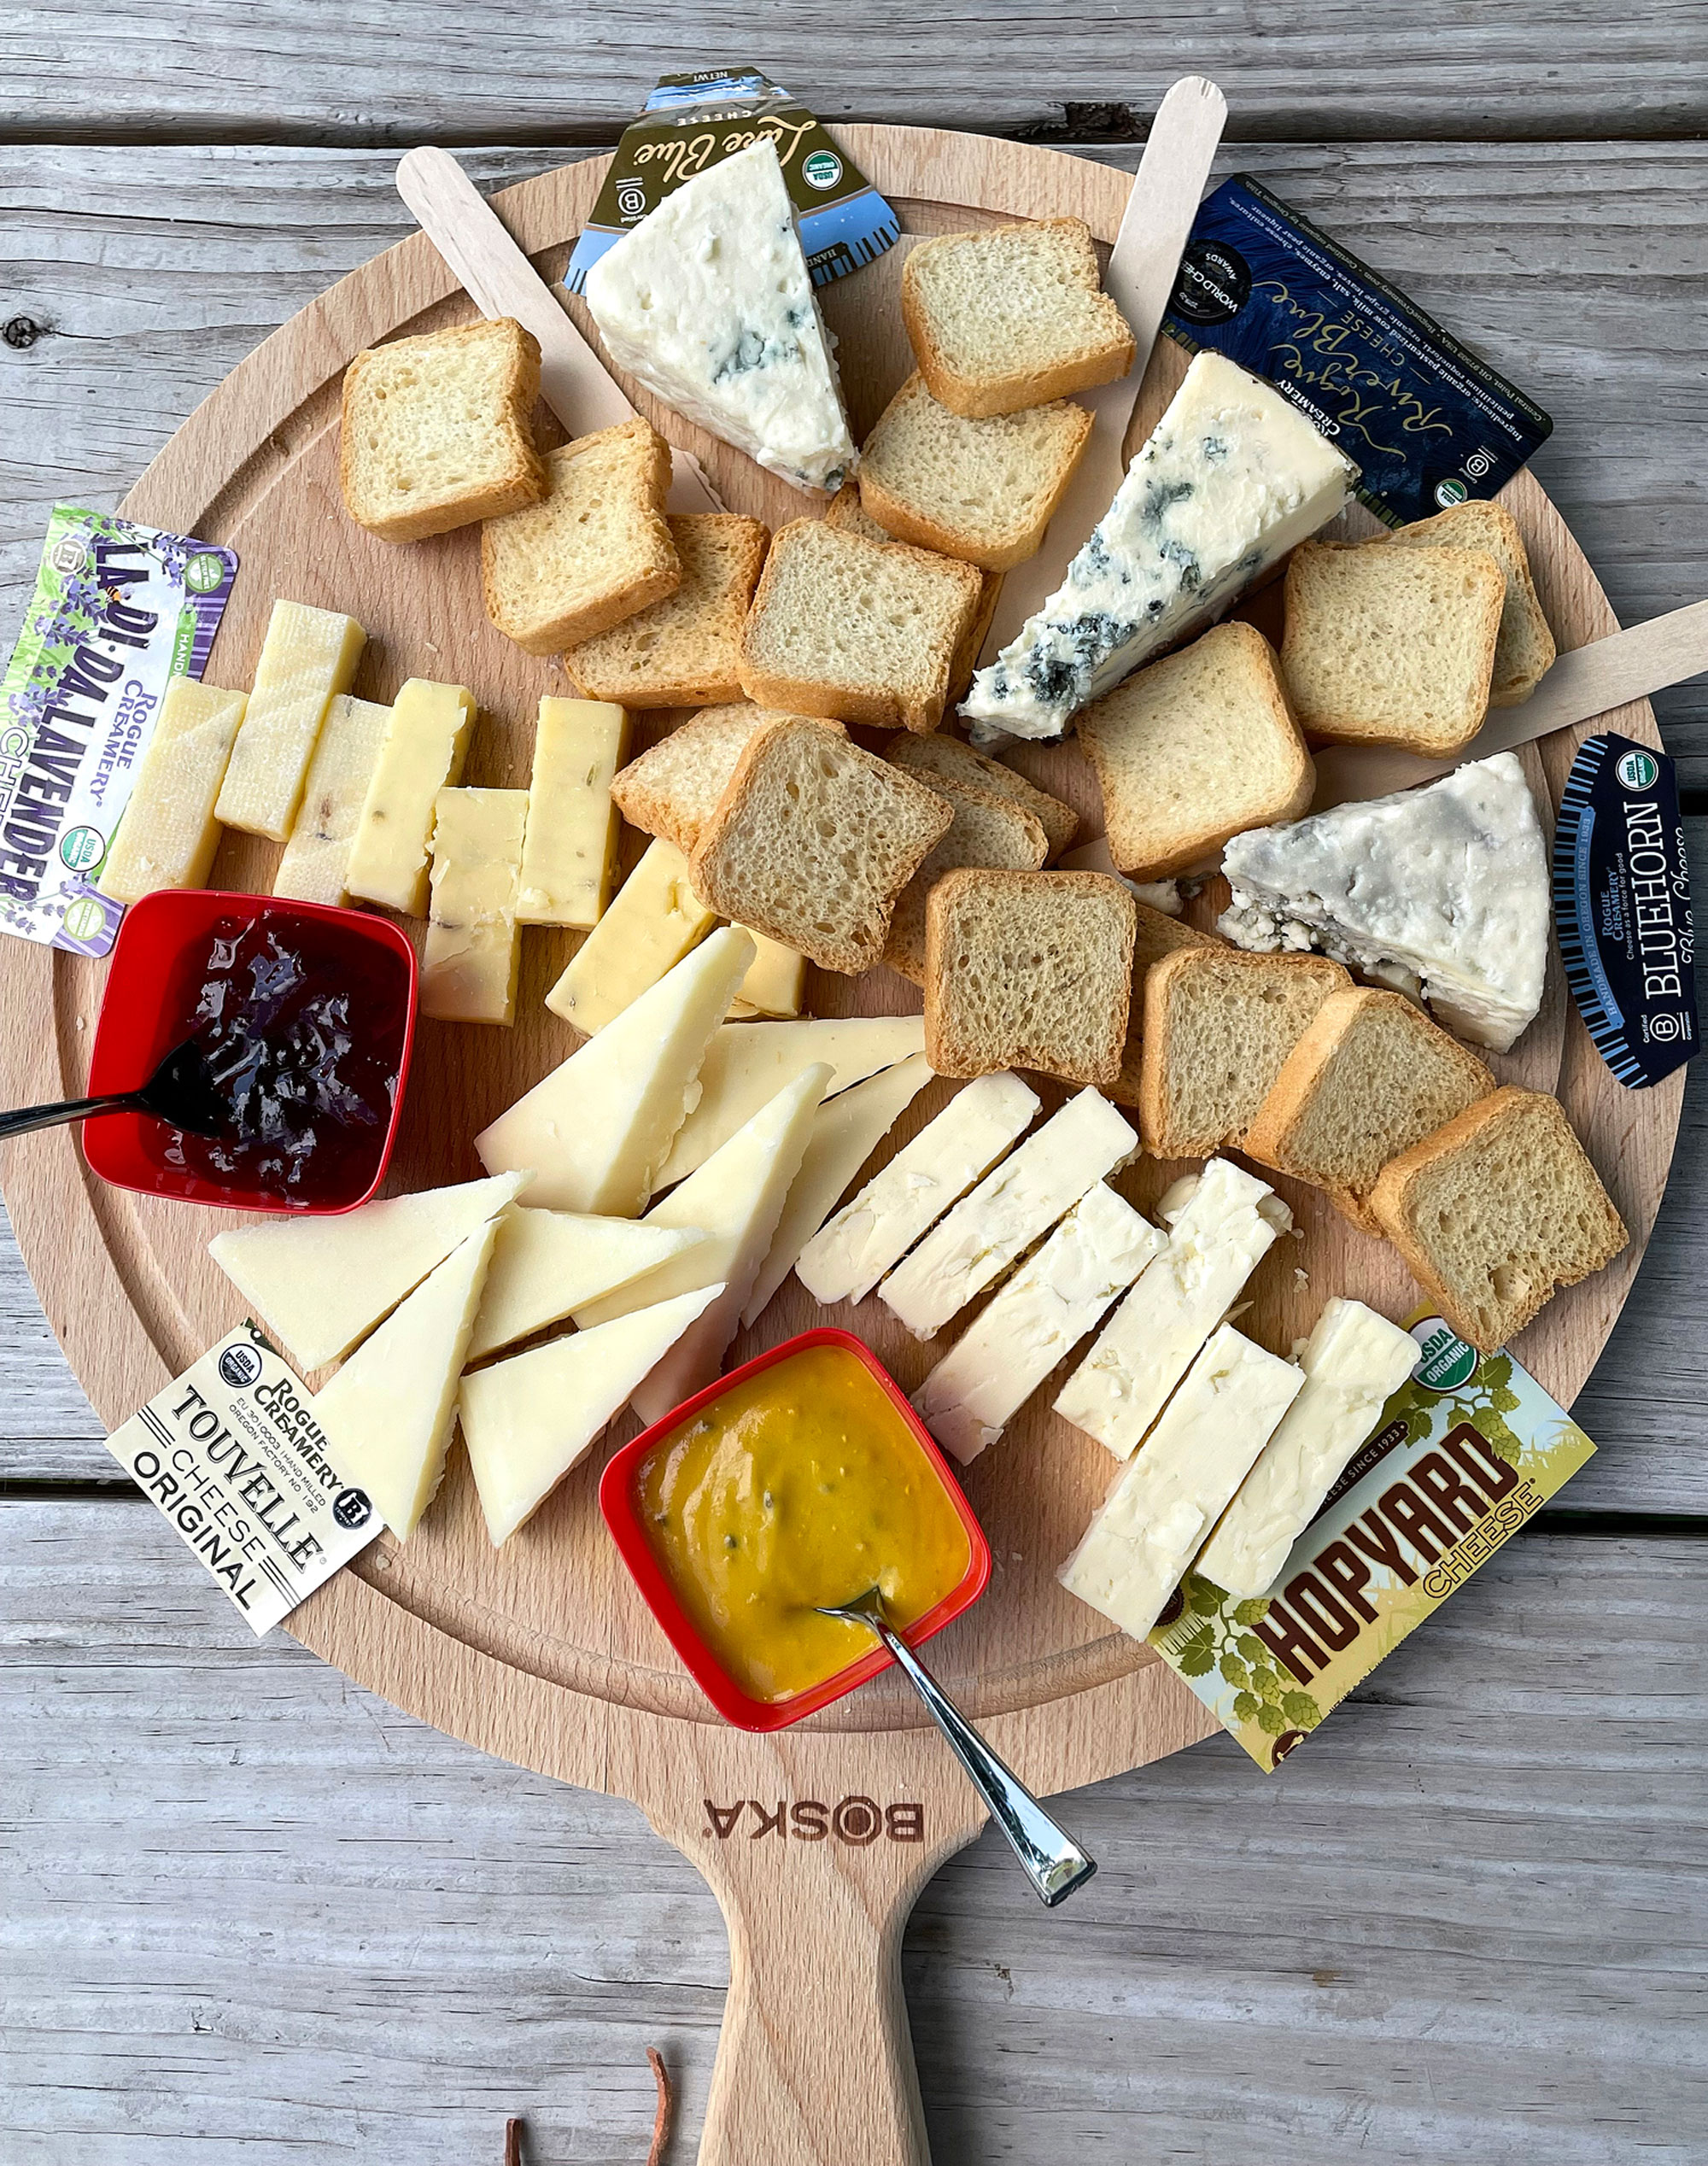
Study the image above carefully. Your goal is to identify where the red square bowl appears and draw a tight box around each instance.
[600,1327,991,1732]
[83,888,417,1215]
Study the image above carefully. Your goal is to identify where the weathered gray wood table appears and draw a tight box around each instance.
[4,13,1706,2160]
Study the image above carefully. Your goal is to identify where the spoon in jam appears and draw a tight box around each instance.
[0,1030,243,1143]
[817,1584,1097,1906]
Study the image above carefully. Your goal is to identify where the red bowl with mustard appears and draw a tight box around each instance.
[601,1328,991,1731]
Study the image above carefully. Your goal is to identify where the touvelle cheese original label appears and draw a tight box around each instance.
[104,1325,379,1635]
[565,66,898,294]
[1150,1315,1596,1770]
[0,505,237,956]
[1163,175,1553,528]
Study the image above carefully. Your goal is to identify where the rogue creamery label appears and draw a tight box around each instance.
[105,1324,378,1635]
[1150,1314,1595,1770]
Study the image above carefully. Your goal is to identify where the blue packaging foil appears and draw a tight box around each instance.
[1553,734,1697,1087]
[1164,175,1553,528]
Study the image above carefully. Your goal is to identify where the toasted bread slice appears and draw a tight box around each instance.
[1370,1086,1627,1351]
[1282,541,1506,756]
[1138,946,1351,1158]
[902,218,1137,419]
[924,869,1137,1087]
[340,319,547,545]
[1079,622,1314,880]
[824,483,1003,703]
[1106,903,1222,1109]
[564,513,769,706]
[1243,986,1495,1230]
[739,519,983,734]
[881,773,1049,984]
[886,729,1078,860]
[688,717,954,974]
[856,372,1092,573]
[609,703,839,858]
[481,418,679,656]
[1373,500,1556,706]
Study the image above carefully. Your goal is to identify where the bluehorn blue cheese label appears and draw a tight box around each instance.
[104,1323,379,1635]
[1553,733,1697,1087]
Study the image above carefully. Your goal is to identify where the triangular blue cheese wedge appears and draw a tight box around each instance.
[584,139,856,495]
[961,351,1355,741]
[1218,752,1549,1052]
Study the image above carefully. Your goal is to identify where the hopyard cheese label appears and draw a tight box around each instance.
[1150,1315,1596,1770]
[104,1324,380,1635]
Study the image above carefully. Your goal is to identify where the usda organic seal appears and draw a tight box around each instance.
[1409,1316,1479,1392]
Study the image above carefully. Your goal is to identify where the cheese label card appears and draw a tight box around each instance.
[565,66,898,293]
[1149,1314,1596,1771]
[1553,733,1697,1087]
[1162,174,1553,528]
[0,504,237,956]
[104,1324,380,1636]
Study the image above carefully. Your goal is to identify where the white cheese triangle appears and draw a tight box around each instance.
[583,139,856,494]
[740,1051,937,1326]
[313,1218,501,1538]
[465,1209,712,1362]
[653,1015,926,1191]
[475,926,756,1214]
[208,1170,529,1372]
[459,1282,726,1546]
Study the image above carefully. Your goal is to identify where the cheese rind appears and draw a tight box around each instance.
[1058,1324,1304,1641]
[546,835,716,1033]
[208,1170,529,1371]
[460,1283,726,1545]
[583,139,857,495]
[1196,1299,1418,1597]
[796,1070,1039,1306]
[914,1181,1165,1463]
[215,599,367,840]
[475,926,755,1214]
[880,1088,1136,1338]
[97,678,245,903]
[273,693,392,905]
[1219,752,1549,1051]
[346,677,477,916]
[961,352,1354,741]
[466,1208,710,1362]
[422,786,529,1025]
[1055,1156,1290,1459]
[518,696,629,928]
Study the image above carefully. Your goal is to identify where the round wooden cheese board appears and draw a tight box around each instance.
[0,129,1684,2164]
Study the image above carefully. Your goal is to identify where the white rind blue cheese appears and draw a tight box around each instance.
[583,139,856,495]
[1218,752,1550,1052]
[961,351,1355,741]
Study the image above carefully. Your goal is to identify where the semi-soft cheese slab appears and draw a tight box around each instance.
[517,697,629,929]
[214,599,367,841]
[272,693,392,906]
[546,834,716,1033]
[97,678,246,904]
[465,1209,711,1362]
[583,139,856,495]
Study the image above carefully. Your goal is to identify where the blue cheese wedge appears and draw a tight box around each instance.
[1218,752,1549,1051]
[1058,1324,1305,1642]
[961,351,1354,741]
[1196,1298,1418,1598]
[583,139,856,495]
[912,1181,1165,1464]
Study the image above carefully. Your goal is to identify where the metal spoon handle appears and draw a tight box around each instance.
[865,1614,1097,1907]
[0,1091,146,1142]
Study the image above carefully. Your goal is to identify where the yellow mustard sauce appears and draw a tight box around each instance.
[636,1344,973,1703]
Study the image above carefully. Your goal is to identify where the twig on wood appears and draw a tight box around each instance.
[506,2116,524,2166]
[646,2047,672,2166]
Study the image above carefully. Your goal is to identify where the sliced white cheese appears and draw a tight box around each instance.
[741,1051,937,1326]
[914,1182,1165,1464]
[208,1169,529,1372]
[421,785,529,1026]
[1218,752,1550,1051]
[459,1283,725,1546]
[97,678,245,904]
[1055,1156,1290,1460]
[730,930,805,1018]
[465,1209,711,1362]
[345,678,477,916]
[1196,1298,1418,1598]
[215,599,367,840]
[880,1088,1136,1339]
[517,696,629,928]
[545,834,716,1034]
[273,693,392,906]
[653,1016,927,1191]
[1058,1324,1305,1641]
[583,138,857,495]
[961,350,1354,741]
[313,1219,500,1538]
[796,1070,1040,1307]
[475,926,755,1215]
